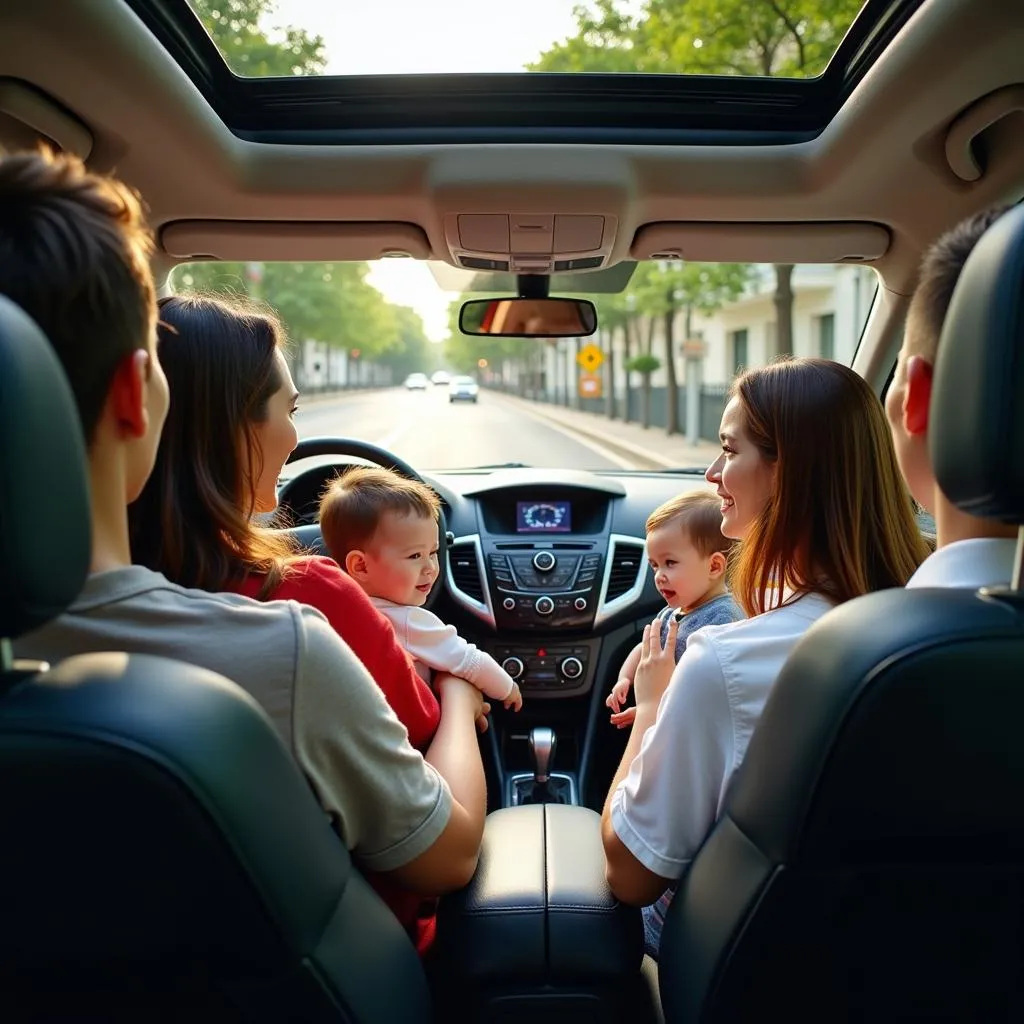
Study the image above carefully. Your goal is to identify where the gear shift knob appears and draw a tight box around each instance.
[529,726,556,784]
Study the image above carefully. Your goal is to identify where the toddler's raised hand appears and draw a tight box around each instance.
[606,675,633,714]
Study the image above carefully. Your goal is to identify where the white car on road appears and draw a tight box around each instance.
[448,376,479,403]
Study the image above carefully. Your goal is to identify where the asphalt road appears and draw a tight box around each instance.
[291,385,626,472]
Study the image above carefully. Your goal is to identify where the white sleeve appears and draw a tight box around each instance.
[609,630,735,880]
[396,606,514,701]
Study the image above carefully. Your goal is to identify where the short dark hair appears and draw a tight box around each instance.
[319,466,440,565]
[0,147,155,442]
[645,491,734,560]
[909,205,1012,362]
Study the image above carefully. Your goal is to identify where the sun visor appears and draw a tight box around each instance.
[160,221,432,262]
[630,222,891,264]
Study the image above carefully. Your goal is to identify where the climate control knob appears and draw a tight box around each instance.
[533,550,556,572]
[502,596,516,611]
[560,656,584,680]
[573,596,588,611]
[534,595,555,616]
[501,656,525,680]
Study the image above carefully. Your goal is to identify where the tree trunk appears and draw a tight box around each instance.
[622,319,636,423]
[604,326,616,420]
[664,297,679,435]
[773,264,794,357]
[641,373,651,429]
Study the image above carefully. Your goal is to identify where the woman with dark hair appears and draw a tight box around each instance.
[600,357,931,955]
[129,293,460,954]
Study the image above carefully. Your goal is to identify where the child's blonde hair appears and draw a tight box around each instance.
[645,491,735,560]
[319,465,440,563]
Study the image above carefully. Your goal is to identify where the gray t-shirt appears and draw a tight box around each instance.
[14,565,451,873]
[657,593,745,660]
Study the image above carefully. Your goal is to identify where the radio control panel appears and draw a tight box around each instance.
[486,547,604,630]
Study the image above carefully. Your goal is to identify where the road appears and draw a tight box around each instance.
[291,386,627,472]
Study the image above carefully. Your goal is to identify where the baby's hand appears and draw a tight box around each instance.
[504,682,523,712]
[606,676,633,714]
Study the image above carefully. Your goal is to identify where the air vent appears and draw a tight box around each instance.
[606,542,644,601]
[449,541,485,603]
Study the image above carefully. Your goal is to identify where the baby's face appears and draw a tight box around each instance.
[363,511,440,606]
[645,524,717,613]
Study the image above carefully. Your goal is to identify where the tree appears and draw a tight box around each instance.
[188,0,327,76]
[630,261,752,432]
[532,0,863,356]
[172,260,402,365]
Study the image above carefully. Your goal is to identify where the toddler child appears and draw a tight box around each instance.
[604,489,744,958]
[319,466,523,712]
[606,490,743,726]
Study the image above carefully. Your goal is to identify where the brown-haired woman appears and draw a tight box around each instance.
[600,357,930,956]
[129,293,459,955]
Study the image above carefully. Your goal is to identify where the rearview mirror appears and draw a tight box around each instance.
[459,297,598,338]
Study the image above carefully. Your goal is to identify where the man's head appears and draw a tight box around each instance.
[886,206,1011,513]
[0,147,167,502]
[319,466,441,606]
[644,491,734,612]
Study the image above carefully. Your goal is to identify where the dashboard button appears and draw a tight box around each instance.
[560,656,584,680]
[573,597,588,611]
[533,550,556,572]
[502,597,516,611]
[502,656,525,679]
[535,595,555,616]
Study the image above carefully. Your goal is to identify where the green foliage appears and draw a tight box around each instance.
[532,0,863,77]
[629,261,753,316]
[172,261,402,358]
[187,0,327,76]
[625,352,661,375]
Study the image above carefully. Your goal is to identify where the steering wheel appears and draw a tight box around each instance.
[278,436,450,611]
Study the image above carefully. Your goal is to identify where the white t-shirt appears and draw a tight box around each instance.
[14,566,451,873]
[610,592,834,880]
[372,597,515,701]
[905,537,1017,590]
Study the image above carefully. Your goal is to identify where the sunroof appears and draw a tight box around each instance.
[184,0,868,79]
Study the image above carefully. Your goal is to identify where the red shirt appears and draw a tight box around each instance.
[231,556,441,952]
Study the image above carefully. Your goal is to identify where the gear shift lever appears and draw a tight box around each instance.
[529,726,556,784]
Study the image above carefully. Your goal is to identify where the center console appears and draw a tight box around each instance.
[443,475,650,812]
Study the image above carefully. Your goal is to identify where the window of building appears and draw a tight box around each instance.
[729,328,748,376]
[817,312,835,360]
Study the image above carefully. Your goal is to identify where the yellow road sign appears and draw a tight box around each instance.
[577,343,604,372]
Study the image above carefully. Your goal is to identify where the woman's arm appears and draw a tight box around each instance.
[601,625,735,906]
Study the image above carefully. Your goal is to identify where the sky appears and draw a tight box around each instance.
[268,0,590,343]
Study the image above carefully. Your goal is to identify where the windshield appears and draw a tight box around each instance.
[184,0,867,79]
[169,258,878,472]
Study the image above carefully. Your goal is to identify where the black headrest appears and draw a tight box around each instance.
[931,203,1024,522]
[0,295,91,640]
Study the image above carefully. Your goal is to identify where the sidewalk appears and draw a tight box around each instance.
[486,390,721,472]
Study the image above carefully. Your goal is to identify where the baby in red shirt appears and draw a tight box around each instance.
[319,466,523,712]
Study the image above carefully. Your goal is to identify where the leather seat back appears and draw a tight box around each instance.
[660,205,1024,1023]
[0,295,429,1022]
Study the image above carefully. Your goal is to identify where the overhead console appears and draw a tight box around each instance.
[443,212,619,275]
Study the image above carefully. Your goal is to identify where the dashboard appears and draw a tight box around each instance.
[278,464,712,700]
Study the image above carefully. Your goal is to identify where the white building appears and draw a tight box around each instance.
[537,263,878,400]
